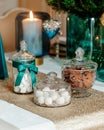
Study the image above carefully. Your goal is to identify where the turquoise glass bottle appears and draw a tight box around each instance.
[0,35,8,79]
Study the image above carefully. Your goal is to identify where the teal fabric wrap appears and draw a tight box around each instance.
[13,61,38,88]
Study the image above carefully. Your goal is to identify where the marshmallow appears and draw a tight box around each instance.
[44,97,52,106]
[20,86,27,93]
[35,90,44,97]
[60,90,69,97]
[37,96,45,105]
[14,87,20,93]
[43,87,50,91]
[43,92,50,97]
[64,95,71,103]
[56,96,65,105]
[50,91,58,101]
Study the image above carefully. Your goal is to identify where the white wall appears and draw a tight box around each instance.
[0,0,18,16]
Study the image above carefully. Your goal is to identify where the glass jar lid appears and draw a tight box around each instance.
[12,40,35,62]
[36,72,70,91]
[65,47,97,70]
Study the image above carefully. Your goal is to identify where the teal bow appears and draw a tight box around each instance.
[13,61,38,89]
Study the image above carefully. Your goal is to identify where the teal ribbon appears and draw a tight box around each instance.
[13,61,38,89]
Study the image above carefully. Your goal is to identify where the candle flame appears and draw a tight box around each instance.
[29,11,34,19]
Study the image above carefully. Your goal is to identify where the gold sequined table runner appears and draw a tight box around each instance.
[0,62,104,130]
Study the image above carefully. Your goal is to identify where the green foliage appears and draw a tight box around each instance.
[46,0,104,17]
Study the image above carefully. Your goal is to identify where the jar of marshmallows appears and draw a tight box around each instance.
[34,72,71,107]
[12,40,38,94]
[62,47,97,98]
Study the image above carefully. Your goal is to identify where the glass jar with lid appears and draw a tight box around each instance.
[62,47,97,98]
[34,72,71,107]
[12,40,38,94]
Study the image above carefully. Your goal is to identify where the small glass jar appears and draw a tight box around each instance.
[12,40,38,94]
[62,47,97,98]
[34,72,71,107]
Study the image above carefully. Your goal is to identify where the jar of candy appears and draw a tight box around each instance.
[12,40,38,94]
[34,72,71,107]
[62,47,97,98]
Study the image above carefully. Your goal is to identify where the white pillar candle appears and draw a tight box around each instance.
[22,11,42,56]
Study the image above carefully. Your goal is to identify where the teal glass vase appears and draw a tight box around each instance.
[66,14,104,82]
[66,14,94,60]
[0,35,8,79]
[91,20,104,82]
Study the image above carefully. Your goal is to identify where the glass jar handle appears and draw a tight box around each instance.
[75,47,85,61]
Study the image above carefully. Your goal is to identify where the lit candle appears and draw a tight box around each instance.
[22,11,42,57]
